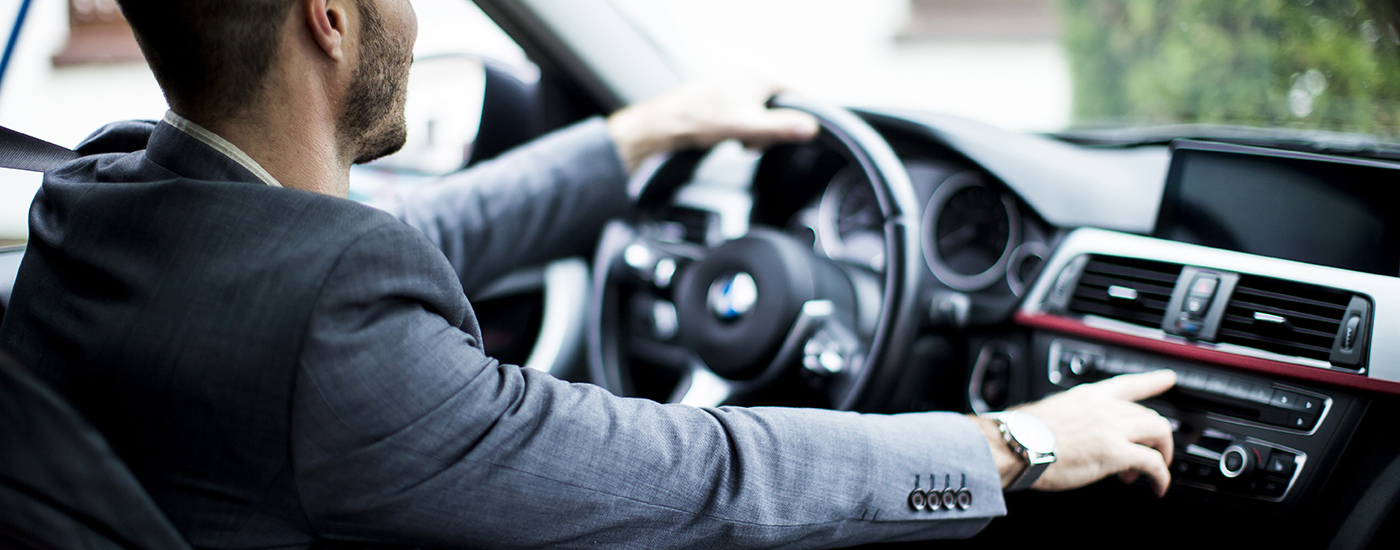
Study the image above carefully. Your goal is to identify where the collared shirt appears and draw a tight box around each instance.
[162,110,283,188]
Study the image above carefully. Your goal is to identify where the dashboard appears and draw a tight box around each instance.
[645,110,1400,547]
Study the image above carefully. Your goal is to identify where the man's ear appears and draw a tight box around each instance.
[305,0,347,61]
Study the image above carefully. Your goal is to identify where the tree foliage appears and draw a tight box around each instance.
[1059,0,1400,137]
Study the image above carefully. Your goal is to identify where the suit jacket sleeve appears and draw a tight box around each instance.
[388,118,630,294]
[290,220,1006,549]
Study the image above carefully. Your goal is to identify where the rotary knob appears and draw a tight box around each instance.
[1220,445,1253,479]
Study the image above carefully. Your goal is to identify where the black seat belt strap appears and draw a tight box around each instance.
[0,125,78,172]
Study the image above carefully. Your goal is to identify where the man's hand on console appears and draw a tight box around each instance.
[606,79,821,173]
[971,370,1178,497]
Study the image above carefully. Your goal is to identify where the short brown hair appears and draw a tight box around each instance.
[115,0,297,120]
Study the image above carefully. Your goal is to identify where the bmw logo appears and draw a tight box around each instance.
[707,272,758,322]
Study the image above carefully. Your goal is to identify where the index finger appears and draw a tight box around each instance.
[1087,370,1177,401]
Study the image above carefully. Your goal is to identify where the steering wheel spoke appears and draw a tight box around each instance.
[670,362,736,407]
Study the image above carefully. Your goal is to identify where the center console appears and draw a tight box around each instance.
[1033,336,1363,507]
[1009,226,1400,512]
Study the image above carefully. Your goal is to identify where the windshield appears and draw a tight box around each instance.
[624,0,1400,139]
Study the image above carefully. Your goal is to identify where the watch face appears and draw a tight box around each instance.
[1007,412,1056,454]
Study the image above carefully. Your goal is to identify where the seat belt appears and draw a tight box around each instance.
[0,125,78,172]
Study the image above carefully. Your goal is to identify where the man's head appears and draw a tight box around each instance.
[116,0,415,165]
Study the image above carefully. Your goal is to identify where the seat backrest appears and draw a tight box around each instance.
[0,350,191,550]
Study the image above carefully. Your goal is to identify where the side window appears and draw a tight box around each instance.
[0,0,534,241]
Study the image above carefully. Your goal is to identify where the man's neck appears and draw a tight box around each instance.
[182,94,350,198]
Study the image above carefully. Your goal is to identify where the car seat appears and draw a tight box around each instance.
[0,349,191,549]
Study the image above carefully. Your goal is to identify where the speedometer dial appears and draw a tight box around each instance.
[923,171,1020,291]
[817,166,887,271]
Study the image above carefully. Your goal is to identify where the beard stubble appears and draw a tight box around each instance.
[339,1,412,165]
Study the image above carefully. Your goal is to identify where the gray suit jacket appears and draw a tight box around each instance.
[0,117,1004,549]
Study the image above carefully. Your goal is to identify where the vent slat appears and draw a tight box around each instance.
[1218,274,1350,363]
[1220,316,1337,340]
[1075,274,1175,297]
[1216,329,1334,355]
[1067,256,1183,329]
[1231,287,1349,312]
[1083,262,1180,285]
[1222,303,1340,326]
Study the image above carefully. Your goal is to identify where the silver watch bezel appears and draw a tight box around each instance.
[991,411,1057,491]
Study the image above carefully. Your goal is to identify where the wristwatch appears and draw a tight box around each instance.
[989,411,1057,492]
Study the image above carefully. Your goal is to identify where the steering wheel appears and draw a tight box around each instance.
[587,94,925,411]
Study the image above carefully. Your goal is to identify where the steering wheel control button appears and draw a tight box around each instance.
[651,300,679,341]
[1220,445,1253,478]
[654,258,678,288]
[707,272,758,322]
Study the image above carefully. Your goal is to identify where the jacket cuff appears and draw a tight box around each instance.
[864,412,1007,535]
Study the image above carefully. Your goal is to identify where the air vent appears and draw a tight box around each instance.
[1217,275,1352,363]
[1067,256,1183,329]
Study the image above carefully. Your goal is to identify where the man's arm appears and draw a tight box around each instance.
[390,118,631,295]
[290,221,1006,549]
[389,80,821,294]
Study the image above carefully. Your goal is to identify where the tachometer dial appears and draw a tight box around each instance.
[923,172,1020,290]
[817,166,887,271]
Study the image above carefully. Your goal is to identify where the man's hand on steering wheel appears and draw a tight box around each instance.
[606,79,821,173]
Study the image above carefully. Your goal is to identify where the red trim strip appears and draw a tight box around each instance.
[1014,311,1400,396]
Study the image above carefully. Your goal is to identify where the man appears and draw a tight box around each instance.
[0,0,1177,547]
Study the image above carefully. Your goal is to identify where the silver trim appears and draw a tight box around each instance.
[1244,437,1308,503]
[817,165,883,267]
[670,363,733,407]
[1024,228,1398,383]
[523,258,591,376]
[1220,445,1249,478]
[1006,241,1048,297]
[923,172,1021,291]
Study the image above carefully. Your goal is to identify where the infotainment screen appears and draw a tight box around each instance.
[1153,140,1400,276]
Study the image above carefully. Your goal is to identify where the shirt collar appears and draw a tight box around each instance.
[162,110,283,188]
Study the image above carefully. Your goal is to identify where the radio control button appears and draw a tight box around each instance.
[1206,375,1230,394]
[1264,451,1297,477]
[1247,383,1273,404]
[1260,476,1289,498]
[1271,390,1305,411]
[1179,370,1208,390]
[1225,380,1251,400]
[1288,413,1317,431]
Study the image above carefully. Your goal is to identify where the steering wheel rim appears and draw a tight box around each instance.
[588,94,924,411]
